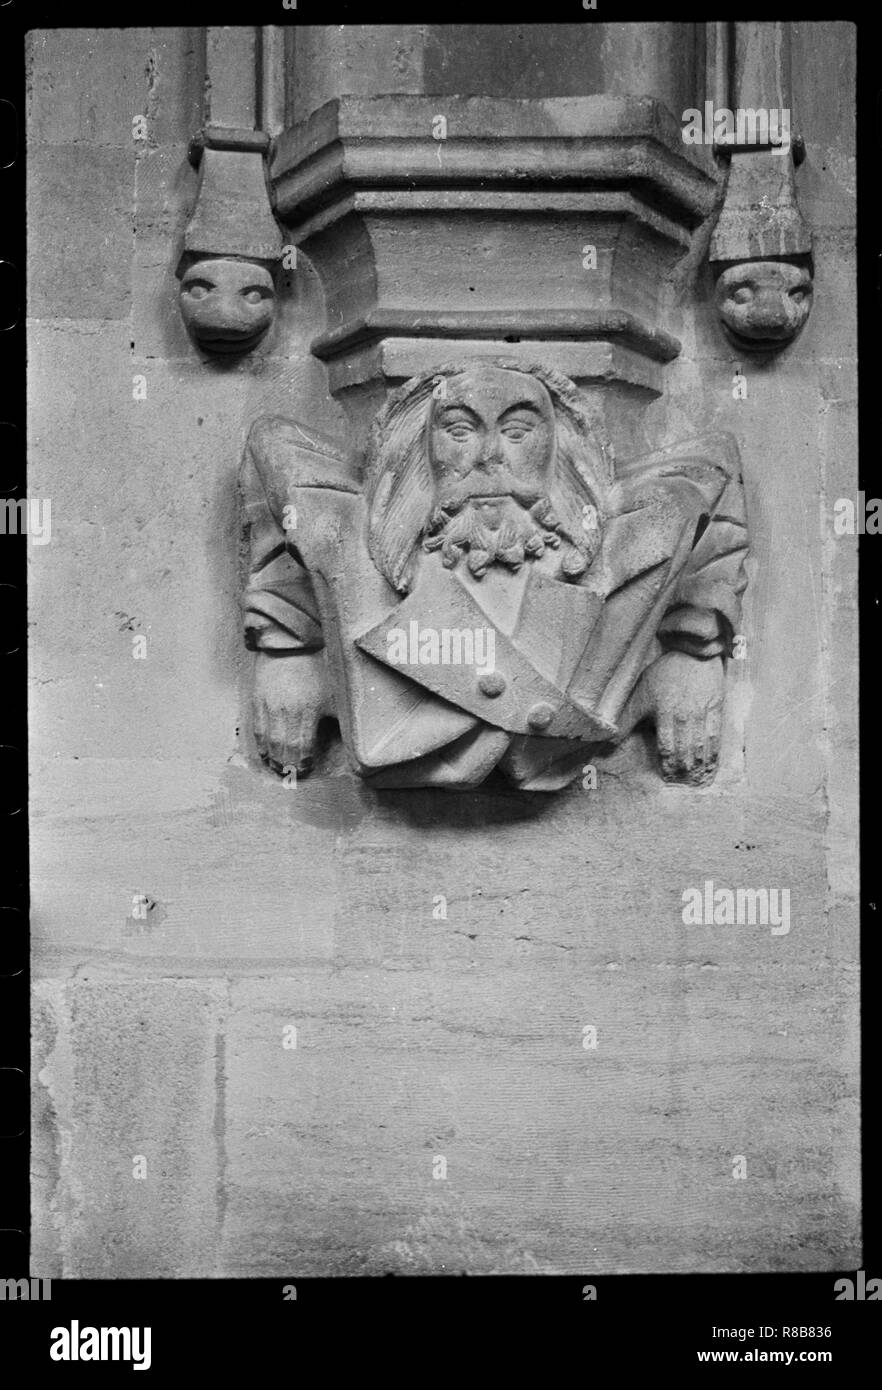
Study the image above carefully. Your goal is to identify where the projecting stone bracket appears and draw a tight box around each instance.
[240,361,749,792]
[176,141,284,356]
[707,21,814,353]
[174,25,286,357]
[709,148,813,353]
[233,93,752,791]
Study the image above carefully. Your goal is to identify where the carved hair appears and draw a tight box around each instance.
[364,359,613,594]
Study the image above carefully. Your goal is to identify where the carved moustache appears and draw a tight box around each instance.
[433,468,543,512]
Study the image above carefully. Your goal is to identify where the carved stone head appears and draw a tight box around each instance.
[364,360,611,593]
[714,260,813,351]
[178,256,276,355]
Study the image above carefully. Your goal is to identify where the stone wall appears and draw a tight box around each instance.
[29,24,859,1276]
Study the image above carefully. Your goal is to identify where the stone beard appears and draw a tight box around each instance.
[422,492,588,580]
[364,362,606,596]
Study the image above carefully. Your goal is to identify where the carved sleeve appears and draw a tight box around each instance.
[658,470,749,659]
[239,426,324,653]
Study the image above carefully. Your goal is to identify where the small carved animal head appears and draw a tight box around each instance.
[364,359,612,593]
[178,257,276,355]
[714,260,813,351]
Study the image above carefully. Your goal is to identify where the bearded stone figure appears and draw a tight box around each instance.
[240,361,748,790]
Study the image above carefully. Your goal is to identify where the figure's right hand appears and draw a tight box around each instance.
[252,649,334,776]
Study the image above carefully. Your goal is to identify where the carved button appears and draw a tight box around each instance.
[527,701,555,730]
[478,672,506,698]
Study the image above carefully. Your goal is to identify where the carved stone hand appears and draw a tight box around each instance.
[252,650,334,776]
[623,651,726,786]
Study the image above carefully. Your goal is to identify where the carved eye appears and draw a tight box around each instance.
[183,281,213,300]
[243,288,270,305]
[446,424,475,441]
[789,287,808,301]
[732,286,753,304]
[502,427,529,441]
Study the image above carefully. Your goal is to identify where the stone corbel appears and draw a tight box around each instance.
[176,28,284,356]
[709,22,813,353]
[239,96,749,793]
[239,362,749,791]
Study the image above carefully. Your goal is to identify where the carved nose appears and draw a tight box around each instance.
[186,293,275,354]
[751,294,792,332]
[198,295,264,332]
[475,448,503,470]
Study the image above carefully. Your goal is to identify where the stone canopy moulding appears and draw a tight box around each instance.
[268,92,718,438]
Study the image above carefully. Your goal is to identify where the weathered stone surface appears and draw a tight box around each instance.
[202,784,855,1274]
[790,23,855,234]
[25,29,204,149]
[31,754,858,1274]
[32,976,226,1277]
[27,145,135,321]
[30,760,340,973]
[204,26,259,130]
[288,25,703,126]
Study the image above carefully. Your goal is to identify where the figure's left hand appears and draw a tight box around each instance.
[622,651,726,785]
